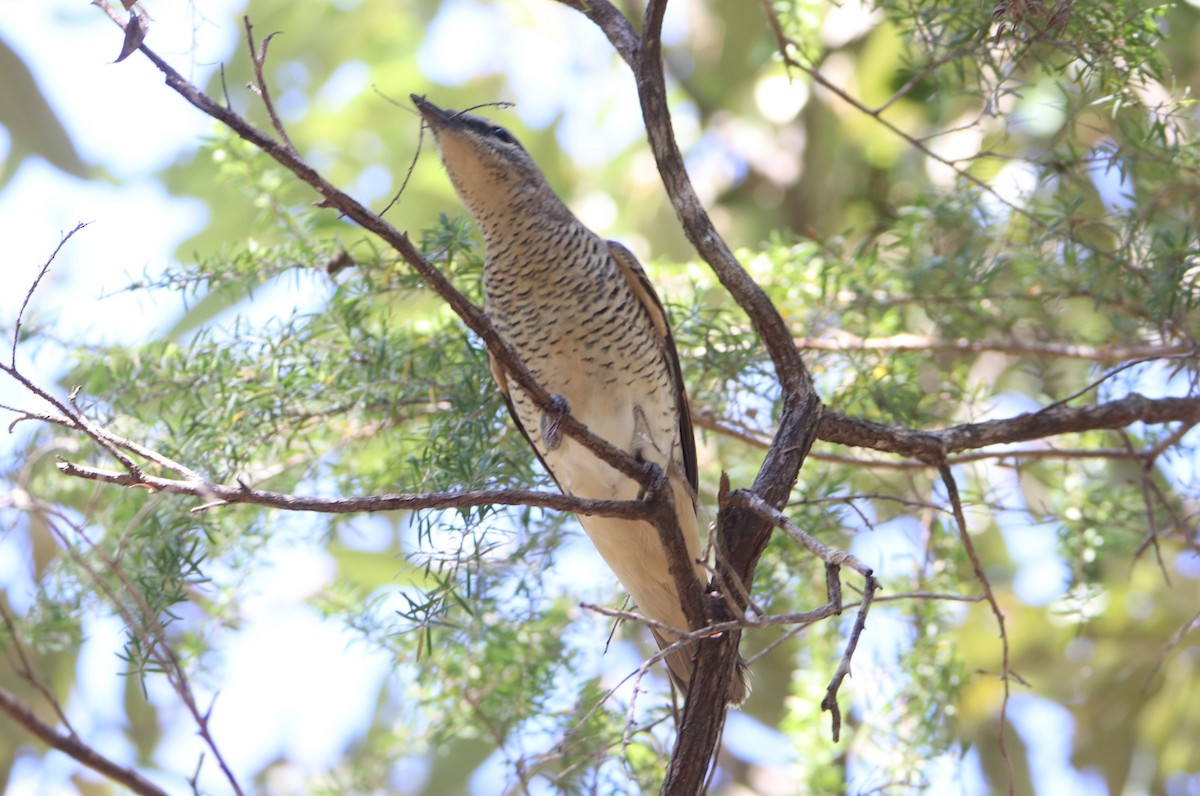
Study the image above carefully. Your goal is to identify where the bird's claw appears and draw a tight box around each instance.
[541,394,570,451]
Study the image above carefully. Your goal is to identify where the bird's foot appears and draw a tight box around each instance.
[540,394,570,451]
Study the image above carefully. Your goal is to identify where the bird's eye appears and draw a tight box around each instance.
[491,126,516,144]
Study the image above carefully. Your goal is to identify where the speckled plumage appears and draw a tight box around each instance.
[413,96,748,706]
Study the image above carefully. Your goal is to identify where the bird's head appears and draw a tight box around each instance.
[411,95,568,230]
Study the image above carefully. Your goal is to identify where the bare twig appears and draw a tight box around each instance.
[0,687,170,796]
[53,458,660,520]
[1142,607,1200,692]
[11,223,87,369]
[720,488,877,739]
[0,601,75,733]
[2,349,148,487]
[1041,357,1167,412]
[241,17,295,153]
[820,570,878,741]
[724,489,873,578]
[4,405,201,479]
[938,463,1014,796]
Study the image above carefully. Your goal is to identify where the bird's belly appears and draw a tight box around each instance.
[487,265,680,499]
[510,369,661,500]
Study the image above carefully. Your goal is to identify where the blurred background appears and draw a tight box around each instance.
[1,0,1199,794]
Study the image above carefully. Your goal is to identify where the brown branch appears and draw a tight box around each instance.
[871,591,984,604]
[723,488,877,740]
[795,331,1195,364]
[0,602,75,734]
[819,394,1200,462]
[609,0,825,780]
[11,224,87,369]
[632,10,811,400]
[938,463,1015,796]
[558,0,819,784]
[697,397,1200,466]
[820,570,878,741]
[54,459,659,521]
[241,17,296,154]
[0,687,170,796]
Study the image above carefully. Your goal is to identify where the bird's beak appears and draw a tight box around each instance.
[411,94,452,131]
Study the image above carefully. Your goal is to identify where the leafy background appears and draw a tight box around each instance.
[1,0,1198,794]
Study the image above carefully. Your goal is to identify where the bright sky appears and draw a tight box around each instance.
[2,1,1167,794]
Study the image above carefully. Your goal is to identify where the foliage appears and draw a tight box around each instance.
[1,0,1198,794]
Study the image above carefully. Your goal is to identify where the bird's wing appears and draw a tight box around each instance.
[606,240,699,493]
[488,351,564,491]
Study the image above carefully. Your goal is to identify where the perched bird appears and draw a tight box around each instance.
[413,95,749,706]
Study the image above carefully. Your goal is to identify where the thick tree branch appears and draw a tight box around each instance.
[564,0,825,787]
[547,0,836,786]
[632,4,812,400]
[0,687,170,796]
[695,400,1199,467]
[819,393,1200,461]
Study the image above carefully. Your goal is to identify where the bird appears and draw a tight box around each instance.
[412,95,749,706]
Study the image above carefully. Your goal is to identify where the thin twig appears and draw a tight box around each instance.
[0,687,170,796]
[11,223,87,368]
[725,489,873,578]
[0,601,76,733]
[1142,607,1200,692]
[4,405,201,479]
[380,98,425,217]
[242,17,296,154]
[820,570,878,741]
[54,459,659,520]
[1041,357,1165,412]
[938,463,1014,796]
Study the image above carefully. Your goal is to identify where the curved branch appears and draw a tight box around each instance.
[632,2,812,401]
[552,0,640,63]
[565,0,826,788]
